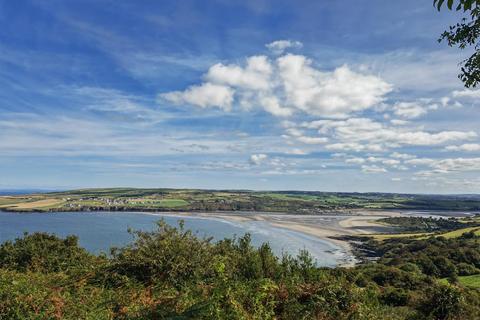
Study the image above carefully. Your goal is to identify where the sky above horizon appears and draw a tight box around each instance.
[1,0,479,193]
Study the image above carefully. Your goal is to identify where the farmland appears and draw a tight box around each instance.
[1,188,480,213]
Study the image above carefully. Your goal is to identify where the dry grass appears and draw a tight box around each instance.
[371,226,480,242]
[370,232,432,241]
[6,199,64,209]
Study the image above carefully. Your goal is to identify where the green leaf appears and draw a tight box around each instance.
[448,0,454,10]
[435,0,446,11]
[464,0,473,10]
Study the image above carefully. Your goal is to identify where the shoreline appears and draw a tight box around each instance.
[0,209,471,267]
[130,210,402,267]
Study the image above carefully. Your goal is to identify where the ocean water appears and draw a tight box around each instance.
[0,211,347,267]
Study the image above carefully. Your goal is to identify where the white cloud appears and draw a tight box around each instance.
[160,83,234,110]
[393,102,428,119]
[277,55,392,118]
[406,157,480,173]
[259,95,293,117]
[380,159,401,166]
[304,118,476,148]
[390,152,416,160]
[161,48,392,118]
[445,144,480,152]
[205,56,272,91]
[406,158,437,166]
[361,165,387,174]
[296,136,329,145]
[265,40,303,55]
[325,142,384,152]
[345,157,366,164]
[286,148,308,155]
[390,119,410,126]
[250,154,268,165]
[391,99,440,119]
[452,89,480,99]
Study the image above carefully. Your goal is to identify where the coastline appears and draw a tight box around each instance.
[2,209,468,267]
[141,210,401,267]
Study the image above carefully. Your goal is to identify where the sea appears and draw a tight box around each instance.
[0,211,348,267]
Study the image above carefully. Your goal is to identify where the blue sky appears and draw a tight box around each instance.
[1,0,479,193]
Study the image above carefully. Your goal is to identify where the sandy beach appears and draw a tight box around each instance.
[119,209,472,266]
[157,210,403,267]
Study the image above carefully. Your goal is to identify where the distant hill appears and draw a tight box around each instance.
[1,188,479,213]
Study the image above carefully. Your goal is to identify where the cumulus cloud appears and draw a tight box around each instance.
[391,99,440,119]
[296,136,329,145]
[361,165,387,173]
[406,157,480,173]
[345,157,366,164]
[277,56,392,118]
[344,155,406,171]
[452,89,480,99]
[301,118,476,149]
[250,154,268,165]
[445,144,480,152]
[390,152,416,160]
[325,142,384,152]
[393,102,428,119]
[390,119,410,126]
[160,46,392,118]
[205,56,272,91]
[286,148,308,155]
[266,40,303,55]
[160,83,234,110]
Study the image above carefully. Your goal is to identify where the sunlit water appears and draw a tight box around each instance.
[0,211,349,267]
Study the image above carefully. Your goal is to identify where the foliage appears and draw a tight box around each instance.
[434,0,480,87]
[0,232,98,273]
[0,220,479,319]
[378,216,472,233]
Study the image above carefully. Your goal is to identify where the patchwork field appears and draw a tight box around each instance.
[1,199,64,210]
[370,226,480,242]
[1,188,480,214]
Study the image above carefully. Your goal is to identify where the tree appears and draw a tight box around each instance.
[434,0,480,87]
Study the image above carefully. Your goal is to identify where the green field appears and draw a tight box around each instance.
[371,232,432,241]
[459,275,480,288]
[155,199,189,208]
[1,188,480,213]
[440,275,480,289]
[437,227,480,239]
[370,226,480,242]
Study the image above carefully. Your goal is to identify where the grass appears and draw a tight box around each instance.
[439,274,480,289]
[262,193,311,201]
[458,274,480,288]
[435,227,480,239]
[4,199,65,210]
[371,232,432,241]
[370,226,480,242]
[156,199,189,208]
[0,198,30,207]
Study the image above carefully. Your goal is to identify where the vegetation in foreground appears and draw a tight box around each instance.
[1,188,480,213]
[1,220,480,319]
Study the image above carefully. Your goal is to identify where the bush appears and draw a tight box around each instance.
[457,263,479,276]
[417,284,467,320]
[0,232,97,273]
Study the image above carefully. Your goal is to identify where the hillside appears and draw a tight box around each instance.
[1,188,479,213]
